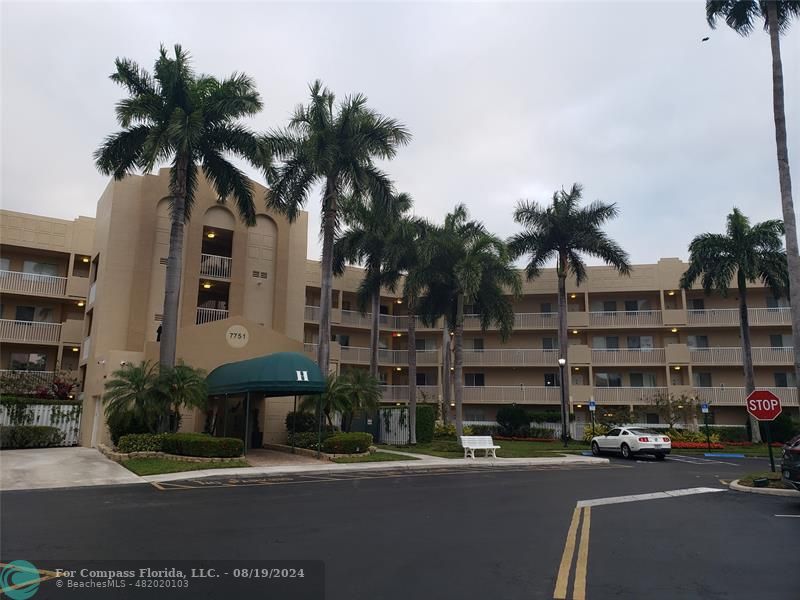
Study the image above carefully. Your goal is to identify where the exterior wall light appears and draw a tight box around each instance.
[671,328,678,333]
[77,301,85,307]
[82,257,90,263]
[202,282,212,289]
[207,231,216,239]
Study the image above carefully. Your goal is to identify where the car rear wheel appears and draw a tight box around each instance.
[620,443,632,459]
[591,442,600,456]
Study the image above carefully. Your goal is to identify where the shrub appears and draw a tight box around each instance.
[760,413,800,444]
[416,405,436,443]
[0,425,64,449]
[322,432,373,454]
[529,411,564,424]
[286,431,338,450]
[667,429,720,444]
[117,433,166,453]
[430,440,463,453]
[107,411,153,445]
[469,424,499,436]
[161,433,243,458]
[285,411,318,433]
[496,405,530,436]
[706,426,748,443]
[584,423,610,442]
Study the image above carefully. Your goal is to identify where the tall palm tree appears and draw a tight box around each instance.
[680,208,788,443]
[333,192,417,378]
[706,1,800,396]
[266,81,410,374]
[415,205,522,436]
[509,183,631,428]
[95,44,267,368]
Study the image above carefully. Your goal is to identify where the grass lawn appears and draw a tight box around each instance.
[676,444,783,458]
[737,471,791,490]
[382,439,588,459]
[122,458,250,476]
[333,451,419,464]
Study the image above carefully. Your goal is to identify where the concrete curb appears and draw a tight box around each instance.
[729,479,800,497]
[143,455,610,483]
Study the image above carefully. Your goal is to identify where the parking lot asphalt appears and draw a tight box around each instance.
[1,454,797,600]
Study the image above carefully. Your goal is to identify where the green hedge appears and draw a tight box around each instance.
[117,433,167,453]
[322,432,373,454]
[285,411,318,433]
[0,425,64,449]
[415,405,435,443]
[286,430,339,450]
[160,433,243,458]
[705,426,748,442]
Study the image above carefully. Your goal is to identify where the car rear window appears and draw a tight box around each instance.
[629,429,659,435]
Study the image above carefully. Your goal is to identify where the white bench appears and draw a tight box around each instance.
[460,435,501,459]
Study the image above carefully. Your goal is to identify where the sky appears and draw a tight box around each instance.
[2,0,799,266]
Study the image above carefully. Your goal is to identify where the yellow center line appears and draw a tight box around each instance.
[553,506,582,600]
[572,507,591,600]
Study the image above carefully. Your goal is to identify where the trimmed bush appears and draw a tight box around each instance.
[760,413,800,444]
[706,426,748,443]
[286,430,338,450]
[117,433,166,453]
[434,423,474,439]
[469,424,498,436]
[0,425,64,449]
[415,405,436,443]
[496,405,530,436]
[322,432,373,454]
[107,411,152,445]
[161,433,243,458]
[285,411,318,433]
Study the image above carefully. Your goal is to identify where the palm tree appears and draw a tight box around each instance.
[680,208,788,443]
[509,183,631,432]
[95,44,267,368]
[266,80,410,375]
[339,369,382,432]
[300,374,349,429]
[104,361,163,435]
[157,363,208,432]
[706,1,800,397]
[333,192,417,378]
[415,205,522,436]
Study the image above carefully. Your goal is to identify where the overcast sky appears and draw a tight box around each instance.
[2,1,798,266]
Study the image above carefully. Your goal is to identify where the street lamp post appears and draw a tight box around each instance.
[558,357,568,448]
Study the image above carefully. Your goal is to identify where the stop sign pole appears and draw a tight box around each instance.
[746,390,782,472]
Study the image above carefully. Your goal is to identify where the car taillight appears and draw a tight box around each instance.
[662,437,670,443]
[638,437,649,442]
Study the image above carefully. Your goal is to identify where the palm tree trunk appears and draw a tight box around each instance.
[369,290,380,378]
[767,2,800,400]
[441,323,450,425]
[557,252,570,423]
[739,281,762,443]
[408,301,417,444]
[454,295,465,437]
[160,154,189,369]
[317,177,337,374]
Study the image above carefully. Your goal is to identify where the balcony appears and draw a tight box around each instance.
[591,348,666,366]
[592,386,668,405]
[0,319,61,344]
[463,312,559,330]
[462,385,562,404]
[690,346,794,366]
[462,348,559,367]
[379,385,440,402]
[0,270,67,297]
[0,370,57,388]
[196,307,229,325]
[589,310,662,328]
[328,345,439,366]
[687,307,791,327]
[199,254,232,279]
[693,386,798,406]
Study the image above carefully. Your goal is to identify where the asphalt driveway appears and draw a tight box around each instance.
[0,447,142,491]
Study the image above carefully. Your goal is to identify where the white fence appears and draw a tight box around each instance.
[196,307,229,324]
[199,254,233,279]
[0,270,67,296]
[0,319,62,343]
[0,402,82,446]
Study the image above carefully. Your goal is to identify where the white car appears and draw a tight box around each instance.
[591,427,671,460]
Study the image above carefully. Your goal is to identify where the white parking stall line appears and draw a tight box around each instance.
[774,514,800,518]
[666,456,708,465]
[576,487,726,508]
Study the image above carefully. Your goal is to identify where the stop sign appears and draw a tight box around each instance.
[745,389,782,421]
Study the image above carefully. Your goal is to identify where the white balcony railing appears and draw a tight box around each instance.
[379,385,440,402]
[199,253,232,279]
[340,309,373,328]
[0,270,67,296]
[693,387,799,407]
[304,305,321,322]
[0,370,57,387]
[462,385,562,404]
[462,348,559,367]
[687,307,791,327]
[592,386,668,405]
[690,346,795,365]
[591,348,666,366]
[589,310,662,328]
[0,319,61,343]
[196,307,229,324]
[463,313,559,330]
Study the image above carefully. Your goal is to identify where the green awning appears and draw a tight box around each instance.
[206,352,326,396]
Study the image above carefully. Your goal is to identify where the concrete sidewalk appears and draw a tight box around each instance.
[143,454,609,484]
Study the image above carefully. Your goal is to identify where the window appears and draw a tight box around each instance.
[333,334,350,347]
[687,335,709,348]
[603,301,616,313]
[592,336,619,349]
[465,373,485,387]
[15,306,35,321]
[342,300,351,311]
[769,334,791,348]
[464,408,485,422]
[774,372,797,387]
[542,337,555,350]
[630,373,657,387]
[416,373,428,386]
[595,372,622,387]
[624,300,639,313]
[544,372,561,386]
[607,428,621,437]
[693,372,712,387]
[540,302,553,314]
[690,298,705,310]
[645,413,659,424]
[472,338,484,351]
[9,352,47,371]
[0,258,9,271]
[23,261,59,277]
[767,296,789,309]
[415,338,428,351]
[627,336,653,349]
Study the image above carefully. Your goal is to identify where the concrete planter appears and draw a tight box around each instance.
[98,443,244,464]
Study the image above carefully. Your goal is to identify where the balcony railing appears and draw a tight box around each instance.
[0,270,67,296]
[592,386,668,405]
[303,306,440,330]
[687,307,791,326]
[693,386,798,406]
[589,310,662,328]
[462,385,562,404]
[462,348,559,367]
[0,319,61,343]
[305,306,321,322]
[199,254,232,279]
[196,307,229,324]
[591,348,666,366]
[690,346,795,365]
[379,385,440,402]
[0,370,56,387]
[340,309,372,328]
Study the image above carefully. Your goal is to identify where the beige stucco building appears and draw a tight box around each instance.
[1,169,798,447]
